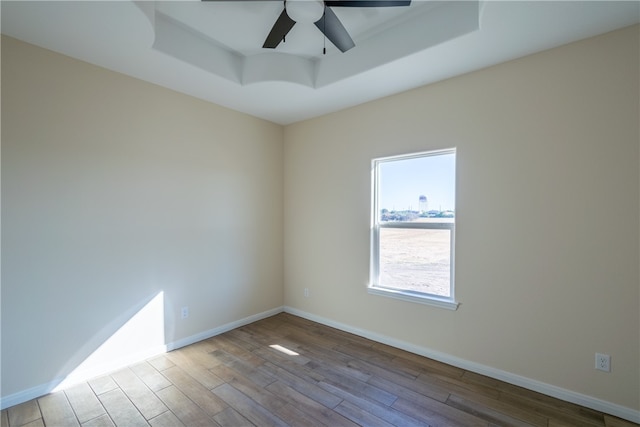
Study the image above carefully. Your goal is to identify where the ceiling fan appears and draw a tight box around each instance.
[204,0,412,53]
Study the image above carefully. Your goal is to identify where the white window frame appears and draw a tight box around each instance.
[369,149,459,310]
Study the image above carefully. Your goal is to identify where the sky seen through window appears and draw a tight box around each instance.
[378,152,455,213]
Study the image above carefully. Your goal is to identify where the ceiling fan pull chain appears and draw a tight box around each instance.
[323,6,326,55]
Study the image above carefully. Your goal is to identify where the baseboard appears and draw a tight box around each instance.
[0,306,284,410]
[165,306,284,351]
[0,380,61,412]
[283,306,640,424]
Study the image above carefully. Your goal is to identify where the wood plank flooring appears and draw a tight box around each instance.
[2,313,638,427]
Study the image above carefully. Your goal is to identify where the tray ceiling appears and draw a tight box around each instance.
[2,1,639,125]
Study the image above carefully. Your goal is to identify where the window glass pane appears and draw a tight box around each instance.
[379,227,451,297]
[379,153,455,221]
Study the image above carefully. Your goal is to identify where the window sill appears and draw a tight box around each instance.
[367,286,459,311]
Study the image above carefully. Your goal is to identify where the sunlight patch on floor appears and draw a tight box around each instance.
[269,344,299,356]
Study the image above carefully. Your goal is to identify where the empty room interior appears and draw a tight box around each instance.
[1,1,639,426]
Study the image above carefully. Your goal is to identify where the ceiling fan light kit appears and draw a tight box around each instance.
[285,1,325,24]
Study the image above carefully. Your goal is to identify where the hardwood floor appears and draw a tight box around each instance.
[2,313,638,427]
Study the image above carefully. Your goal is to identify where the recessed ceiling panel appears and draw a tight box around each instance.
[152,1,481,87]
[1,1,638,124]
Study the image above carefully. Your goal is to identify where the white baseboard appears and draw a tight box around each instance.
[0,380,61,412]
[165,306,284,352]
[0,306,284,410]
[283,306,640,424]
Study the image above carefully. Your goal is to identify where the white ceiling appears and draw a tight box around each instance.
[2,1,639,125]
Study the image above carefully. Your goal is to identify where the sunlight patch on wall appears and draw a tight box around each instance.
[53,291,166,392]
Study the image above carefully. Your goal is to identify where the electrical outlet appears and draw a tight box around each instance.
[304,288,310,298]
[181,306,189,319]
[595,353,611,372]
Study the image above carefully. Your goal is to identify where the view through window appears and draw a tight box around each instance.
[371,149,456,307]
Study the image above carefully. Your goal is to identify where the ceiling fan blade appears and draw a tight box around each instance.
[263,9,296,48]
[324,1,411,7]
[315,6,355,53]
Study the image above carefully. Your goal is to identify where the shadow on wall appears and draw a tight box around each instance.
[51,291,167,393]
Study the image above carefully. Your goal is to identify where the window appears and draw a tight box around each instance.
[369,149,458,310]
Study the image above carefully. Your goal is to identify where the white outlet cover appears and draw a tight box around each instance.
[595,353,611,372]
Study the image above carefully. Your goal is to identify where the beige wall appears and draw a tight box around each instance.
[284,25,639,412]
[1,36,284,397]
